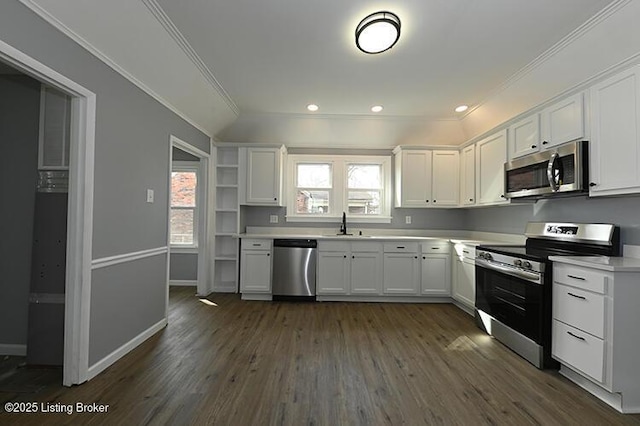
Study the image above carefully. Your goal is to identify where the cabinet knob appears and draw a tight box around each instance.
[267,253,270,256]
[425,200,429,203]
[422,256,425,259]
[343,255,347,258]
[542,141,549,145]
[589,182,597,187]
[531,145,537,149]
[500,194,506,198]
[414,256,418,259]
[352,255,355,259]
[469,198,473,202]
[433,200,437,203]
[274,197,277,201]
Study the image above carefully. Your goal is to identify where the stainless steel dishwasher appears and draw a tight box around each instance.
[271,239,317,299]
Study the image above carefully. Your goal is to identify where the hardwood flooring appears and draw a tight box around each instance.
[2,287,640,425]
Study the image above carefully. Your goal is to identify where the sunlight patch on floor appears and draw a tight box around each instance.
[198,298,218,306]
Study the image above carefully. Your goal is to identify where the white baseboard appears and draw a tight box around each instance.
[0,344,27,356]
[87,318,167,381]
[169,280,197,287]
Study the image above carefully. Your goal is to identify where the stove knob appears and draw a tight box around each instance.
[514,259,522,267]
[523,261,532,269]
[484,253,493,261]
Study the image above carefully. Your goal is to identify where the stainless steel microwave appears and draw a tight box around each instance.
[504,140,588,199]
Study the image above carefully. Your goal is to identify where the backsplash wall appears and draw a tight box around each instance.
[465,195,640,245]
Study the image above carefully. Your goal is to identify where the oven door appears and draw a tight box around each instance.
[475,261,543,344]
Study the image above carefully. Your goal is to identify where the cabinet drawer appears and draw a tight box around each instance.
[350,241,382,253]
[420,241,450,254]
[242,239,272,250]
[553,320,604,383]
[553,263,608,294]
[384,242,419,253]
[553,283,605,338]
[318,241,350,252]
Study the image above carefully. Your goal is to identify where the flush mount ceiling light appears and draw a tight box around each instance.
[371,105,383,113]
[355,11,401,54]
[455,105,469,113]
[307,104,319,112]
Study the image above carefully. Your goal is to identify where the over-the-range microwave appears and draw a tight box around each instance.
[504,140,588,199]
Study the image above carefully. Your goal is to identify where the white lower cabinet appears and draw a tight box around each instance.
[551,260,640,413]
[239,239,272,294]
[452,244,475,312]
[383,242,420,295]
[420,242,451,296]
[350,250,383,295]
[317,241,383,295]
[317,249,350,295]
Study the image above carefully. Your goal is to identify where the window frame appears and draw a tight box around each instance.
[170,161,200,250]
[286,155,392,223]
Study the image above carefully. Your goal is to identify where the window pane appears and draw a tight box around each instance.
[170,209,194,244]
[296,190,329,214]
[297,164,331,188]
[347,164,381,189]
[171,172,197,207]
[348,191,380,215]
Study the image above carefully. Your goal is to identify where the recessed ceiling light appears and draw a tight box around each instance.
[307,104,319,112]
[356,11,401,54]
[455,105,469,113]
[371,105,383,113]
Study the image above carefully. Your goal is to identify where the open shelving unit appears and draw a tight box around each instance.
[213,146,240,292]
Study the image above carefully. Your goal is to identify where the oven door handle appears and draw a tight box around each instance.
[476,258,542,284]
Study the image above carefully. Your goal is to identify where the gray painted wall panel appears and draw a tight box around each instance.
[466,196,640,245]
[89,254,167,365]
[0,74,41,346]
[169,253,198,281]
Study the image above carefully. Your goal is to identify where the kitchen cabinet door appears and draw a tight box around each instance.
[431,150,459,206]
[453,257,475,310]
[420,254,450,296]
[394,149,432,207]
[383,253,419,295]
[245,147,284,205]
[475,129,508,205]
[460,144,476,206]
[317,251,349,294]
[541,92,584,149]
[240,250,271,293]
[350,251,382,295]
[508,114,540,160]
[589,65,640,197]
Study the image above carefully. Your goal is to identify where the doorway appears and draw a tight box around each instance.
[0,40,96,386]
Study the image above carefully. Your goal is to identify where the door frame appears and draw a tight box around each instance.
[0,40,95,386]
[168,135,212,302]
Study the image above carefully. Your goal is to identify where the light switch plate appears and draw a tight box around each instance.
[405,215,412,224]
[269,215,279,223]
[146,189,154,203]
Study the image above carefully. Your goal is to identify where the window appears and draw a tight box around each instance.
[170,162,199,247]
[287,155,391,222]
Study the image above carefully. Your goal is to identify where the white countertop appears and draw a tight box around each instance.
[550,255,640,272]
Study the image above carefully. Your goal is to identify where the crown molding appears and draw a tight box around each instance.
[141,0,239,116]
[237,110,460,123]
[461,0,632,120]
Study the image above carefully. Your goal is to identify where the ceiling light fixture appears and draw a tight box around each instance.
[371,105,383,113]
[307,104,319,112]
[355,11,401,54]
[455,105,469,113]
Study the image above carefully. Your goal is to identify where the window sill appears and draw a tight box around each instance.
[285,215,392,224]
[170,246,198,254]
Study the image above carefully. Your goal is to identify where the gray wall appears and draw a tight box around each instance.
[0,74,41,347]
[0,2,210,365]
[169,253,198,281]
[466,195,640,245]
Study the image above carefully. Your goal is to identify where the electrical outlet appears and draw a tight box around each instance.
[146,189,154,203]
[269,215,279,224]
[405,215,412,224]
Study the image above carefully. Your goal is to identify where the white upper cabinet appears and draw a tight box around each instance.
[394,148,458,207]
[589,65,640,197]
[475,130,508,205]
[460,144,476,206]
[541,92,584,148]
[394,149,432,207]
[508,114,540,160]
[431,150,459,206]
[242,146,286,205]
[507,93,584,161]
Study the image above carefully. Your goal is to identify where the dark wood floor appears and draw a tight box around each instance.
[2,287,640,425]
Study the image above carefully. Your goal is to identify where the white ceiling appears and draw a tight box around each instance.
[155,0,612,118]
[21,0,628,146]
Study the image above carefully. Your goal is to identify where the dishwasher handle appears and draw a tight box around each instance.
[273,239,318,248]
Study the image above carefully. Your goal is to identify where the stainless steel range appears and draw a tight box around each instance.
[475,222,619,369]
